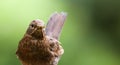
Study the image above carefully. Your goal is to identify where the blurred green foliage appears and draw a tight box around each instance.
[0,0,120,65]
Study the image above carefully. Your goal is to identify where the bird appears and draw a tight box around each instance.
[16,12,67,65]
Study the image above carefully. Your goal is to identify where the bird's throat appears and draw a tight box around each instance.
[31,30,45,40]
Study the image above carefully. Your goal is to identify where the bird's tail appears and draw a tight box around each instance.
[45,12,67,40]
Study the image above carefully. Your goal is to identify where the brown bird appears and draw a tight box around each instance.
[16,12,67,65]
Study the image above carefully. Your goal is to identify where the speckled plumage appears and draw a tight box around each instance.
[16,12,66,65]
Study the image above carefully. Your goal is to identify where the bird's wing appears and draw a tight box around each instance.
[45,12,67,40]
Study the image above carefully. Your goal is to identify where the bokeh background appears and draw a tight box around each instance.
[0,0,120,65]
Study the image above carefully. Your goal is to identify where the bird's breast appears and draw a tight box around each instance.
[16,36,53,62]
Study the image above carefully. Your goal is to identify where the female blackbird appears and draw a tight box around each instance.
[16,12,67,65]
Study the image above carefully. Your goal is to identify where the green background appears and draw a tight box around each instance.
[0,0,120,65]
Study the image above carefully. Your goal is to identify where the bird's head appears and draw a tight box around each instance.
[26,19,45,39]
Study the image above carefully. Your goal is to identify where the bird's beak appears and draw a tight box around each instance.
[37,26,45,29]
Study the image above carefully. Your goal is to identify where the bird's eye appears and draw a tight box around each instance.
[31,24,34,27]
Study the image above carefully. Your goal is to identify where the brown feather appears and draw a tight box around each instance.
[16,17,65,65]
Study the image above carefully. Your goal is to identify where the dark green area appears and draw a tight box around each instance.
[0,0,120,65]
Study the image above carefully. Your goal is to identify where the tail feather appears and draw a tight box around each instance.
[45,12,67,40]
